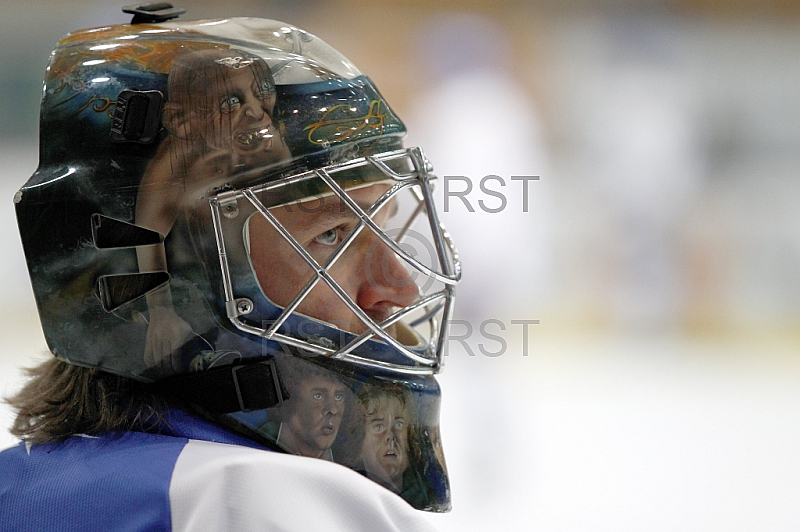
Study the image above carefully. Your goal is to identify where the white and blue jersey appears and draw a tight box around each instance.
[0,410,437,531]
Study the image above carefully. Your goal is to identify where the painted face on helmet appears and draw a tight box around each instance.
[278,374,348,458]
[164,49,290,170]
[360,392,410,490]
[200,64,281,157]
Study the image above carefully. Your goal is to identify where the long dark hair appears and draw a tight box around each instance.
[7,357,167,443]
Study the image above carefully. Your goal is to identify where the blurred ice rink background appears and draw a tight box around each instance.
[2,1,800,530]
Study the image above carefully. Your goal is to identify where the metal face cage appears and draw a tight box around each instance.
[209,147,461,375]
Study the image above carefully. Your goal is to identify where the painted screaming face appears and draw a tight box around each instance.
[167,49,290,166]
[201,64,283,157]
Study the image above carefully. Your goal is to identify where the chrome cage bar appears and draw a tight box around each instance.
[209,147,461,375]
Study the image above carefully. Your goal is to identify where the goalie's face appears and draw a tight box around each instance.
[248,183,421,338]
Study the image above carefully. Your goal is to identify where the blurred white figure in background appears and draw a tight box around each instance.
[407,13,553,325]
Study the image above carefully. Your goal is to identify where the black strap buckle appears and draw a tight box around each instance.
[231,361,286,412]
[123,3,186,24]
[153,359,288,414]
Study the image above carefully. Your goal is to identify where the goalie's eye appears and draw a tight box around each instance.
[313,228,340,247]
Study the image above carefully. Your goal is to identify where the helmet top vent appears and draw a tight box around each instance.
[122,3,186,24]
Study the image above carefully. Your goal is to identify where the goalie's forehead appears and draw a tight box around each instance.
[235,155,416,210]
[251,176,399,211]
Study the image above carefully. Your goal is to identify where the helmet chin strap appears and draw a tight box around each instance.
[150,359,288,413]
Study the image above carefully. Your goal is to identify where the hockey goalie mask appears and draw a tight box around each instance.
[15,9,459,511]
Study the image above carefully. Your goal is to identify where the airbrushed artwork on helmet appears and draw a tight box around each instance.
[16,17,458,512]
[304,99,390,146]
[231,355,448,509]
[135,48,292,370]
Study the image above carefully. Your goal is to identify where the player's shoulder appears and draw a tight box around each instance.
[170,438,440,532]
[0,432,188,530]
